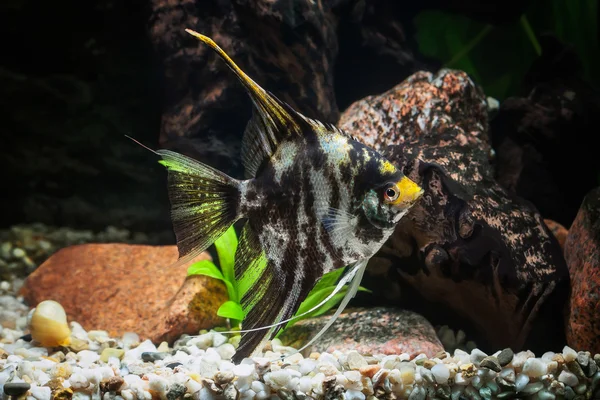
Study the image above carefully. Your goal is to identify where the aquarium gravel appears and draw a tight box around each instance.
[1,280,599,400]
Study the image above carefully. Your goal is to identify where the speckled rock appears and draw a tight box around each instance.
[19,244,227,343]
[544,219,569,251]
[340,69,569,354]
[279,307,444,357]
[564,187,600,354]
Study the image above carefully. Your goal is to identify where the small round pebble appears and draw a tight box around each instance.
[497,348,514,366]
[431,363,450,384]
[3,382,31,396]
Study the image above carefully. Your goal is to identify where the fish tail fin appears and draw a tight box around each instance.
[156,149,242,267]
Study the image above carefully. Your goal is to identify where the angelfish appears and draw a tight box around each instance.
[155,30,424,363]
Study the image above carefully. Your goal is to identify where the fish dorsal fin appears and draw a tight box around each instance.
[186,29,312,178]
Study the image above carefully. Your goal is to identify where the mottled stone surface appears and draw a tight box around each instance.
[340,69,570,353]
[19,244,227,343]
[544,219,568,251]
[279,307,443,357]
[564,187,600,353]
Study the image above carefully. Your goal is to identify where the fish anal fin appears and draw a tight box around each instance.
[232,222,317,363]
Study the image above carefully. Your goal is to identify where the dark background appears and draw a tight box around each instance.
[1,0,598,240]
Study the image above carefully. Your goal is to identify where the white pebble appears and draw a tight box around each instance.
[298,376,313,393]
[232,363,254,378]
[515,373,530,392]
[264,370,291,388]
[211,333,227,347]
[214,343,235,360]
[431,363,450,384]
[72,393,91,400]
[381,355,399,369]
[78,350,100,366]
[344,389,365,400]
[400,365,416,384]
[255,390,270,400]
[191,333,213,349]
[541,352,555,361]
[69,373,89,390]
[185,377,203,394]
[558,370,579,387]
[346,351,367,370]
[203,348,221,364]
[299,358,316,375]
[251,381,267,394]
[470,349,487,365]
[454,372,469,385]
[120,389,135,400]
[122,332,140,349]
[522,358,547,378]
[30,386,51,400]
[240,389,256,400]
[195,387,216,400]
[512,350,535,369]
[562,346,577,362]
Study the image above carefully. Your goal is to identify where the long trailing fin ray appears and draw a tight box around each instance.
[156,149,242,263]
[277,258,369,361]
[216,263,360,335]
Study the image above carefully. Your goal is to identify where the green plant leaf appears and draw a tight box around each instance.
[217,300,245,321]
[214,225,238,300]
[311,268,346,294]
[187,259,237,301]
[278,284,371,335]
[187,260,224,280]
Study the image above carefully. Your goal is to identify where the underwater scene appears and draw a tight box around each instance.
[1,0,599,399]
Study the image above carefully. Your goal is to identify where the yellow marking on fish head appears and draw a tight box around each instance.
[388,176,424,207]
[380,160,397,174]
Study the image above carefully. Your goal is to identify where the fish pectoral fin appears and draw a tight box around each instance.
[321,207,357,248]
[156,149,241,267]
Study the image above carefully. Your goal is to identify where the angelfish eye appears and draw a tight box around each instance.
[383,184,400,203]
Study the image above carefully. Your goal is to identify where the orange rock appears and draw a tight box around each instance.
[544,219,568,250]
[564,188,600,354]
[19,244,227,343]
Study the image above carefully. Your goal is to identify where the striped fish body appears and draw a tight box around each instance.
[156,31,424,363]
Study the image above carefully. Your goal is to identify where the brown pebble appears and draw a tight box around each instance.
[359,365,381,378]
[99,376,124,394]
[423,359,436,369]
[68,337,89,352]
[0,348,8,359]
[480,356,501,372]
[51,388,73,400]
[497,348,514,366]
[435,350,448,360]
[567,361,586,380]
[552,353,565,367]
[460,363,477,378]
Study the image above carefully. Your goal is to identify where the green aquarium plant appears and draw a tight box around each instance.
[187,225,370,332]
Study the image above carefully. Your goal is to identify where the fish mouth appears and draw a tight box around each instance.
[394,176,424,208]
